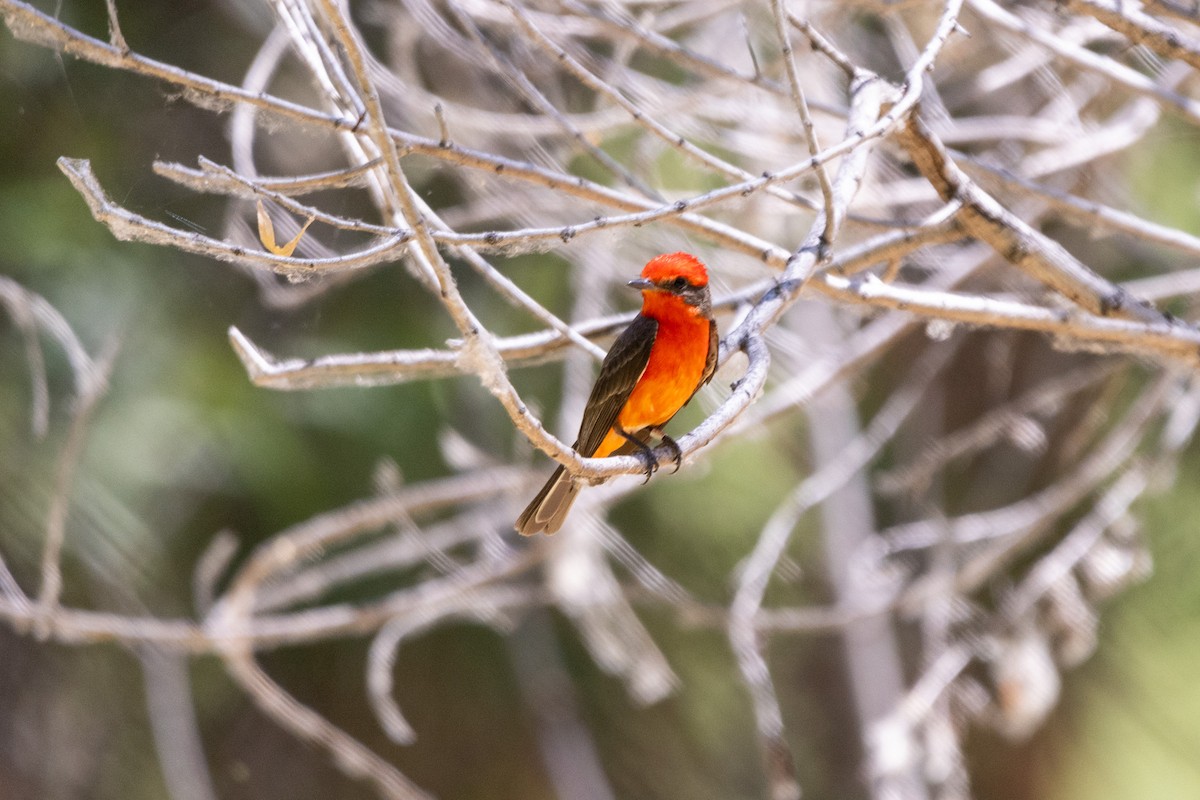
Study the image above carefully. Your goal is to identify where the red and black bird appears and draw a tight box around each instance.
[516,252,718,535]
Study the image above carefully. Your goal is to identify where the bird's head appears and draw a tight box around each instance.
[627,252,712,314]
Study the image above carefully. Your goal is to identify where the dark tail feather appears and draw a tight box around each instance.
[515,464,580,535]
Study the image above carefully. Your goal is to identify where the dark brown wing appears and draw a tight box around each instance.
[573,314,658,456]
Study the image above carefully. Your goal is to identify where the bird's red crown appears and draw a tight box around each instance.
[640,252,709,287]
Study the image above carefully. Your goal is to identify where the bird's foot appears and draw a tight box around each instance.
[634,447,659,484]
[644,427,682,474]
[656,435,682,473]
[618,428,659,484]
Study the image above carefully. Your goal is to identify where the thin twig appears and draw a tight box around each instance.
[771,2,836,247]
[34,342,115,637]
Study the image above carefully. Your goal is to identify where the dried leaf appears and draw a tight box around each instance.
[256,199,315,257]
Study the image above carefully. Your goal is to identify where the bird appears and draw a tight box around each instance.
[515,252,718,535]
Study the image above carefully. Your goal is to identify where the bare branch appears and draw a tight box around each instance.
[221,647,432,800]
[33,342,114,637]
[816,272,1200,365]
[1068,0,1200,70]
[895,113,1170,324]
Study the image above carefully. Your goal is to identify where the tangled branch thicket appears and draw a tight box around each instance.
[4,0,1200,797]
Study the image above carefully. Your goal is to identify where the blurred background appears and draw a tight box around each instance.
[3,1,1200,799]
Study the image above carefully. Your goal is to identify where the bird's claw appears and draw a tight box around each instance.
[661,435,683,473]
[635,447,658,484]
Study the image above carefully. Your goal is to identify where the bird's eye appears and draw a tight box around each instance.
[670,276,689,292]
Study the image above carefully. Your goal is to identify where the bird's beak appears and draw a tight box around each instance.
[627,277,655,291]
